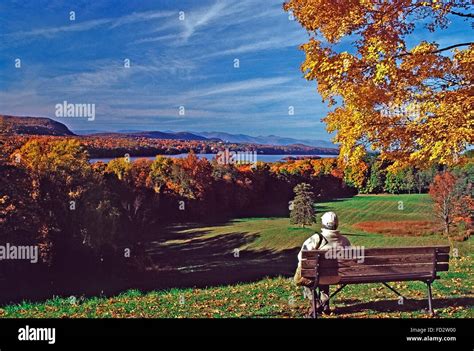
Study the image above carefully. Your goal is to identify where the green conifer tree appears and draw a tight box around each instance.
[290,183,316,227]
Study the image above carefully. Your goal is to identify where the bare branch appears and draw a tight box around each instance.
[449,11,474,18]
[430,42,474,54]
[397,42,473,57]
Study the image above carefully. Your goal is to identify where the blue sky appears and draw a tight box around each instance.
[0,0,470,141]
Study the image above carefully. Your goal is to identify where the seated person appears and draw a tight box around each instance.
[294,211,351,314]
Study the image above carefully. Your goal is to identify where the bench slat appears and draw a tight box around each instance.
[301,264,448,278]
[436,263,449,271]
[338,273,438,285]
[301,271,437,285]
[301,261,449,272]
[300,246,449,285]
[301,254,435,269]
[302,246,449,259]
[301,263,435,279]
[436,253,450,262]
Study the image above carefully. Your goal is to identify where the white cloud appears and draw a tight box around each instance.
[180,1,229,41]
[134,34,181,44]
[201,33,305,59]
[187,77,293,98]
[109,11,175,29]
[3,10,175,39]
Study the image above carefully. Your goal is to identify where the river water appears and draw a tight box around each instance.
[89,154,337,163]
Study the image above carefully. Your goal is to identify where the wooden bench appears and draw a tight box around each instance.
[301,246,450,318]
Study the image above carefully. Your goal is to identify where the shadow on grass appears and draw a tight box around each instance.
[254,296,474,318]
[331,296,474,315]
[0,193,381,308]
[132,227,300,292]
[0,219,301,305]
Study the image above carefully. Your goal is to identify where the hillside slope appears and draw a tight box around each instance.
[0,115,74,136]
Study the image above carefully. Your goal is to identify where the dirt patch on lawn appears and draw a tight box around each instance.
[352,220,440,236]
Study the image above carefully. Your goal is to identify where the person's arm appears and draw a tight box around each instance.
[294,239,317,286]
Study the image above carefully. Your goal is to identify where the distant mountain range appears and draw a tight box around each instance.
[1,115,337,150]
[86,130,334,148]
[87,130,210,141]
[193,131,335,148]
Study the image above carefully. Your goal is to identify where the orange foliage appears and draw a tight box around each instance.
[284,0,474,170]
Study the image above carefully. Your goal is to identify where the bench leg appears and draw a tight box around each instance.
[382,282,407,301]
[329,284,346,300]
[311,289,320,319]
[426,281,433,315]
[320,285,330,313]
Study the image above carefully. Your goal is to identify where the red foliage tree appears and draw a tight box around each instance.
[429,171,469,235]
[169,152,213,200]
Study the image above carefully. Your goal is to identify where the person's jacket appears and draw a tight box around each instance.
[294,229,351,286]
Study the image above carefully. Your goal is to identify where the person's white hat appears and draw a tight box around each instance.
[321,211,338,230]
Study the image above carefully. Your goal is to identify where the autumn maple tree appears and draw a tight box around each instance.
[429,171,458,234]
[11,139,92,264]
[168,152,213,200]
[284,0,473,171]
[150,156,173,194]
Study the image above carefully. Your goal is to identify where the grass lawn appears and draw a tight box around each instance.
[1,194,472,318]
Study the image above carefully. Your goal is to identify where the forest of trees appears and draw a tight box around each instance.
[0,134,338,159]
[0,137,472,301]
[0,138,350,300]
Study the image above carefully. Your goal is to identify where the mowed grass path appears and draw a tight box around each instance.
[2,195,472,318]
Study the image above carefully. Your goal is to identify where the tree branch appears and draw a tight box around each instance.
[430,42,474,54]
[397,42,473,57]
[449,11,474,18]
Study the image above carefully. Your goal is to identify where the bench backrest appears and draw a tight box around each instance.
[301,246,450,285]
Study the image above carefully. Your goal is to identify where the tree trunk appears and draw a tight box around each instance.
[444,219,450,236]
